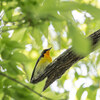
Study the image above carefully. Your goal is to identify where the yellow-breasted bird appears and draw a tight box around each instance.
[30,47,52,83]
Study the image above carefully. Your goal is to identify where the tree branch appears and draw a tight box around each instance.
[0,72,52,100]
[30,29,100,91]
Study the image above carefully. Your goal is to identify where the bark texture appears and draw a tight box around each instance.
[31,29,100,91]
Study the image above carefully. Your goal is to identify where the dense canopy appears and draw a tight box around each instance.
[0,0,100,100]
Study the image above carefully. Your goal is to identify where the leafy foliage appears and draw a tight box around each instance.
[0,0,100,100]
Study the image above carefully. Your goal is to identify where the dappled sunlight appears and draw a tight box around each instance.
[0,0,100,99]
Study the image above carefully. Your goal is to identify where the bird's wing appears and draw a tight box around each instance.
[30,55,42,82]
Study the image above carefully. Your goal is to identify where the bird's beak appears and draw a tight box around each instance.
[48,47,52,50]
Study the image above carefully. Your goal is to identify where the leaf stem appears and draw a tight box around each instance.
[0,72,52,100]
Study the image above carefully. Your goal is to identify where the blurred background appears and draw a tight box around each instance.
[0,0,100,100]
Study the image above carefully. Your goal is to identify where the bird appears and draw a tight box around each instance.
[30,47,52,84]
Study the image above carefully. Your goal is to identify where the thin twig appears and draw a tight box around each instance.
[0,72,52,100]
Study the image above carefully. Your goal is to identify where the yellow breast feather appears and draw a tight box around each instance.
[33,57,51,79]
[30,47,52,83]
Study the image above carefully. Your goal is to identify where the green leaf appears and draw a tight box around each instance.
[5,9,13,21]
[11,28,26,41]
[42,91,67,100]
[0,76,3,93]
[2,95,10,100]
[67,21,91,56]
[58,1,79,12]
[2,26,9,32]
[58,2,100,20]
[1,49,11,60]
[2,38,25,49]
[86,20,100,36]
[3,85,38,100]
[2,13,8,21]
[2,61,23,75]
[76,84,85,100]
[6,41,25,49]
[53,22,63,32]
[12,15,24,22]
[34,78,46,92]
[96,54,100,65]
[31,27,42,46]
[9,62,23,75]
[75,71,79,79]
[0,40,5,54]
[79,3,100,20]
[37,0,64,21]
[38,22,49,38]
[3,78,15,87]
[87,85,98,100]
[1,32,9,38]
[39,0,57,15]
[10,52,28,63]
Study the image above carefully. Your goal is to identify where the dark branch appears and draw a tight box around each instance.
[0,72,52,100]
[31,29,100,91]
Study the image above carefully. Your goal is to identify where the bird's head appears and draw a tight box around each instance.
[41,47,52,57]
[41,47,52,62]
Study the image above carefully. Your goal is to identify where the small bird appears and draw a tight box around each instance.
[30,47,52,83]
